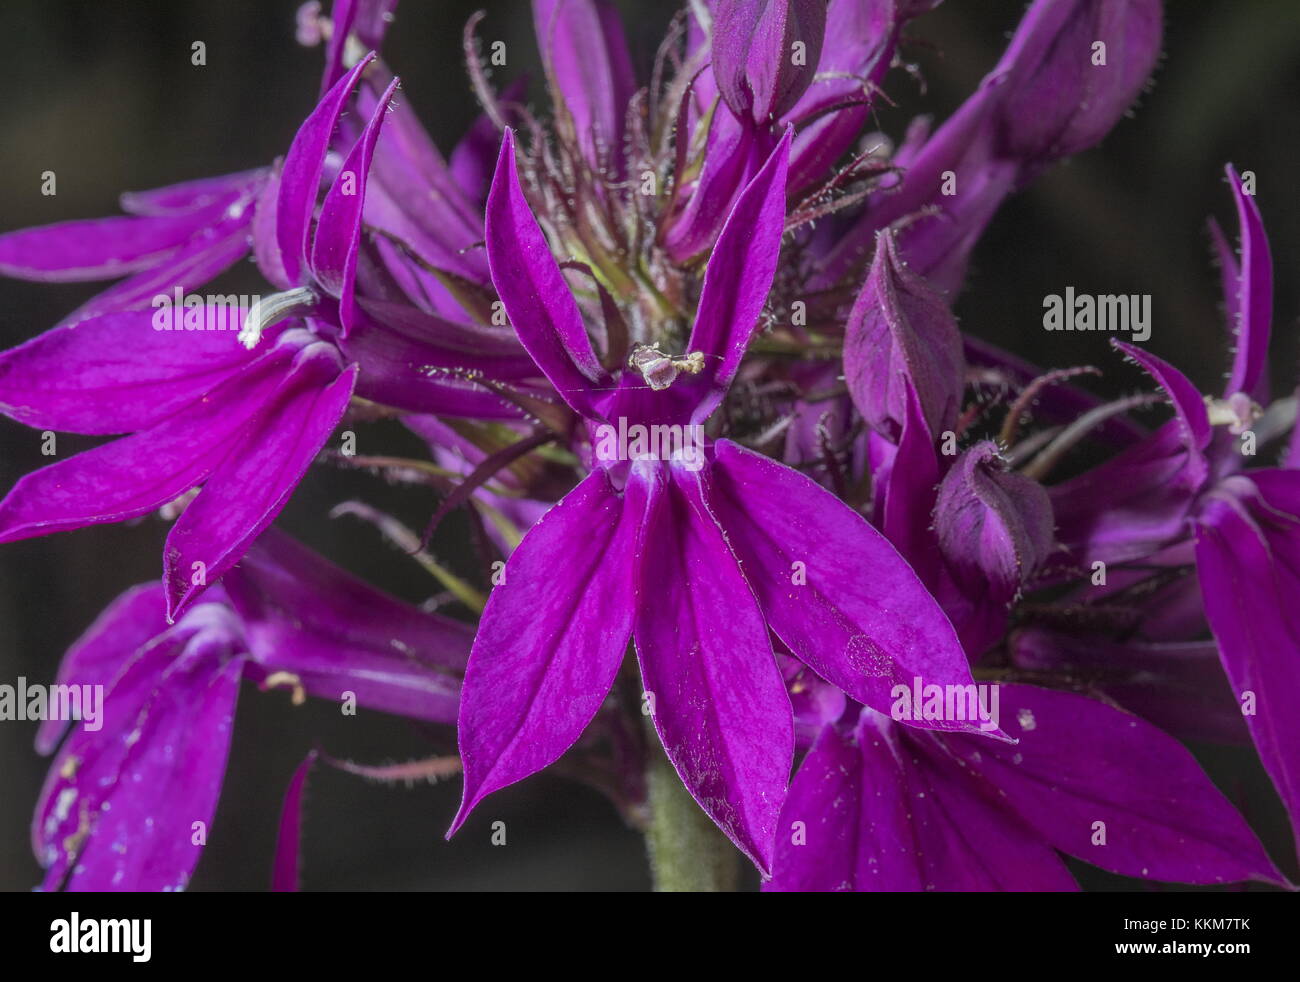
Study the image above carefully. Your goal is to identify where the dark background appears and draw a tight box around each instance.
[1,0,1297,891]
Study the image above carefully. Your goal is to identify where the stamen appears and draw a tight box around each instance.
[628,344,705,390]
[1204,392,1262,434]
[238,286,317,349]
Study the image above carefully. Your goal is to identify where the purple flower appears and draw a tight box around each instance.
[1030,167,1300,857]
[0,54,519,619]
[821,0,1164,294]
[0,168,268,327]
[0,314,356,618]
[767,686,1284,891]
[450,125,997,873]
[32,530,469,891]
[17,0,1293,896]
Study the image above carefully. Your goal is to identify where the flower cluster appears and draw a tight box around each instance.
[3,0,1295,891]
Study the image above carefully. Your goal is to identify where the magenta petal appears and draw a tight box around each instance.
[712,0,826,123]
[880,385,942,584]
[0,202,232,283]
[683,128,791,419]
[940,684,1285,885]
[661,122,756,263]
[768,719,921,892]
[909,730,1081,891]
[1195,471,1300,857]
[533,0,635,173]
[252,166,292,290]
[1221,164,1273,399]
[845,229,965,440]
[163,357,357,617]
[276,53,376,286]
[272,751,318,892]
[450,78,528,203]
[0,348,294,544]
[311,77,399,334]
[34,619,245,891]
[450,468,642,833]
[349,298,538,378]
[1112,339,1211,456]
[635,464,793,873]
[0,309,256,435]
[1009,627,1246,746]
[484,129,609,416]
[363,92,489,284]
[231,528,472,670]
[710,440,990,734]
[224,529,470,723]
[119,168,265,216]
[34,583,168,755]
[770,712,1078,892]
[340,318,529,418]
[57,220,253,328]
[1050,421,1202,566]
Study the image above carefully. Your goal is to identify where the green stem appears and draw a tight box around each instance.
[644,734,740,892]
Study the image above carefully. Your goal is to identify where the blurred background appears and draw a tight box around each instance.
[1,0,1297,891]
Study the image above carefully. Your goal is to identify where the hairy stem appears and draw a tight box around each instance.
[644,732,740,892]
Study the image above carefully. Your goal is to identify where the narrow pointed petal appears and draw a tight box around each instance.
[340,317,530,418]
[1009,627,1246,746]
[163,355,357,617]
[845,229,965,440]
[768,713,1077,892]
[57,220,253,327]
[0,347,295,544]
[533,0,635,172]
[0,309,256,435]
[1195,470,1300,857]
[450,468,642,833]
[350,298,538,378]
[1050,420,1202,566]
[34,583,167,755]
[663,119,754,262]
[0,202,233,283]
[1112,339,1211,456]
[224,529,471,722]
[311,77,400,334]
[635,464,793,873]
[119,168,265,216]
[710,440,991,734]
[937,684,1285,885]
[272,751,318,892]
[451,78,528,203]
[683,128,791,419]
[363,92,489,283]
[276,53,376,286]
[1221,164,1273,399]
[485,129,609,416]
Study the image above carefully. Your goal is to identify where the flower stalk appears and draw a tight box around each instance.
[644,729,740,893]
